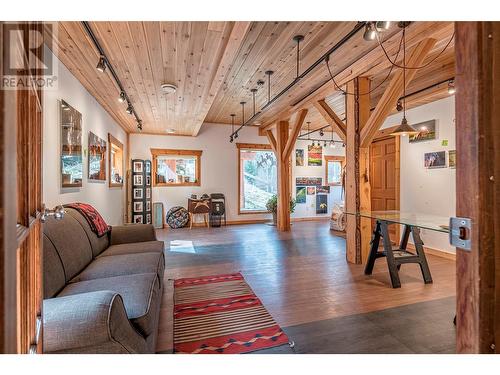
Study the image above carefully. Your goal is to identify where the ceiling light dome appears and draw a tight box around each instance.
[161,83,177,94]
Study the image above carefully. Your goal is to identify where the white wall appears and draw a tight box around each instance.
[381,96,456,252]
[43,47,128,225]
[129,124,346,223]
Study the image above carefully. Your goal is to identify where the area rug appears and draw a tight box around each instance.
[173,272,290,354]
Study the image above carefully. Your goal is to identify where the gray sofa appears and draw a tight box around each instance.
[42,207,165,354]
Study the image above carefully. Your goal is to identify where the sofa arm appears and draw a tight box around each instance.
[110,224,157,245]
[43,291,147,354]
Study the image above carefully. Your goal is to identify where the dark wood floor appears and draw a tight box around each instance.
[156,221,456,353]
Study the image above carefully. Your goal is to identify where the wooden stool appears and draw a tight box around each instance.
[187,198,211,229]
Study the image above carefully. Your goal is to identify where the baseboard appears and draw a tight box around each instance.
[291,216,330,222]
[162,216,331,228]
[407,243,456,261]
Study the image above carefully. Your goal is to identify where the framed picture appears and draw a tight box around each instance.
[296,187,306,204]
[133,174,143,186]
[409,120,437,143]
[133,161,143,173]
[146,175,151,186]
[306,186,316,195]
[146,187,151,199]
[308,145,323,166]
[146,201,151,212]
[88,132,107,181]
[60,100,83,188]
[108,133,124,187]
[295,149,304,166]
[316,194,328,214]
[449,150,456,168]
[317,186,330,194]
[153,202,164,229]
[146,214,151,224]
[133,215,143,224]
[133,188,143,199]
[424,151,446,169]
[296,177,322,186]
[134,201,143,212]
[145,161,151,173]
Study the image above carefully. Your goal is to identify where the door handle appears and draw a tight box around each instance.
[40,204,65,222]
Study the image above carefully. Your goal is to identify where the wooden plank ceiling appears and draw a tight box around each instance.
[47,21,455,136]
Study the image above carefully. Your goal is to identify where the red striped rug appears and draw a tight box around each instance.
[173,273,290,354]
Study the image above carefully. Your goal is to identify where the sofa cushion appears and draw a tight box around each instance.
[98,241,164,258]
[70,252,165,287]
[43,234,67,298]
[43,213,93,282]
[66,207,109,257]
[57,273,161,337]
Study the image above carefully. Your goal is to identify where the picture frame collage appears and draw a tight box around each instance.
[132,159,152,224]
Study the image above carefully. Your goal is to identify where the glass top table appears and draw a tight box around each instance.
[345,210,450,233]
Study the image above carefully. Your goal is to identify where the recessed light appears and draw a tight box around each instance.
[166,128,176,134]
[161,83,177,94]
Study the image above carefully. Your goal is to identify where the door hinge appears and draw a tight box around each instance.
[449,217,472,251]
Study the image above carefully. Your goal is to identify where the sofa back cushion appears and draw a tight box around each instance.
[43,234,67,298]
[66,207,109,257]
[43,213,93,282]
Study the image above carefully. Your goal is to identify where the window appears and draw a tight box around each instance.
[238,143,277,213]
[325,156,345,186]
[108,133,124,187]
[151,149,202,186]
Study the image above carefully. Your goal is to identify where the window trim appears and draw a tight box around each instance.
[237,143,274,215]
[151,148,202,187]
[325,155,345,186]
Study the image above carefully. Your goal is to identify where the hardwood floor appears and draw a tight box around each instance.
[156,221,456,353]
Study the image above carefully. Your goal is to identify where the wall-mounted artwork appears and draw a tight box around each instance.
[133,188,143,199]
[88,132,107,181]
[108,133,124,187]
[449,150,456,169]
[317,186,331,194]
[296,177,322,186]
[424,151,446,169]
[133,161,143,173]
[409,120,437,143]
[295,149,304,166]
[133,215,143,224]
[316,194,328,214]
[308,145,323,166]
[134,201,143,212]
[133,174,143,186]
[60,100,83,188]
[296,187,306,204]
[306,186,316,195]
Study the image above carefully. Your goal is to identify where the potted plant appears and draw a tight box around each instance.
[266,195,296,225]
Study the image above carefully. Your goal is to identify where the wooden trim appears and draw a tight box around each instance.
[282,108,307,162]
[108,133,124,188]
[151,148,202,187]
[237,143,275,215]
[314,100,346,142]
[324,156,345,186]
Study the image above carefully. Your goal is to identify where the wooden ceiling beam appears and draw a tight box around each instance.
[192,21,252,136]
[313,99,346,142]
[360,38,437,147]
[282,108,308,161]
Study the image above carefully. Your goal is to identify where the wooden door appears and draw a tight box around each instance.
[370,136,400,241]
[0,22,44,354]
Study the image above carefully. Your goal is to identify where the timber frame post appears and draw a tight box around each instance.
[345,77,372,264]
[276,120,291,231]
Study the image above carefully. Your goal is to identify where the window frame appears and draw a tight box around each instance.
[108,133,124,188]
[151,148,202,187]
[324,155,345,186]
[237,143,275,215]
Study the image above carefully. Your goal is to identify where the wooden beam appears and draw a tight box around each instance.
[455,21,500,354]
[360,38,437,147]
[345,77,372,264]
[265,129,277,155]
[282,109,308,162]
[313,100,346,142]
[192,21,251,136]
[276,120,291,232]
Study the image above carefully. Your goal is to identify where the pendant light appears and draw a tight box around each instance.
[390,27,418,137]
[329,128,336,148]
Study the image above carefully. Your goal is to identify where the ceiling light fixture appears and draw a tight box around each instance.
[137,120,143,131]
[96,55,107,72]
[118,91,126,103]
[250,88,258,116]
[447,79,456,95]
[293,35,305,78]
[375,21,391,31]
[161,83,177,94]
[126,104,133,115]
[363,22,377,41]
[396,100,403,112]
[166,128,176,134]
[265,70,274,103]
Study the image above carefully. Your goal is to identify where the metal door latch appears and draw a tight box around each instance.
[449,217,472,250]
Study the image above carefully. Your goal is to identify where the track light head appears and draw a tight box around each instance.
[363,22,377,42]
[342,143,346,148]
[118,91,126,103]
[329,140,336,149]
[257,79,265,86]
[396,100,403,112]
[137,120,143,131]
[323,141,327,147]
[96,55,107,72]
[319,129,324,137]
[447,80,456,95]
[375,21,391,31]
[126,104,133,115]
[229,136,234,143]
[234,132,238,139]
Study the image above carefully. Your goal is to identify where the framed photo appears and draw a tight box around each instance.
[146,175,151,186]
[146,214,151,224]
[145,161,151,173]
[146,201,151,212]
[88,132,107,181]
[308,145,323,166]
[424,151,446,169]
[133,161,143,173]
[295,149,304,166]
[133,188,143,199]
[296,187,306,204]
[133,215,143,224]
[307,186,316,195]
[316,194,328,214]
[134,201,143,212]
[146,187,151,199]
[133,174,143,186]
[409,120,437,143]
[317,186,330,194]
[449,150,456,168]
[296,177,322,186]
